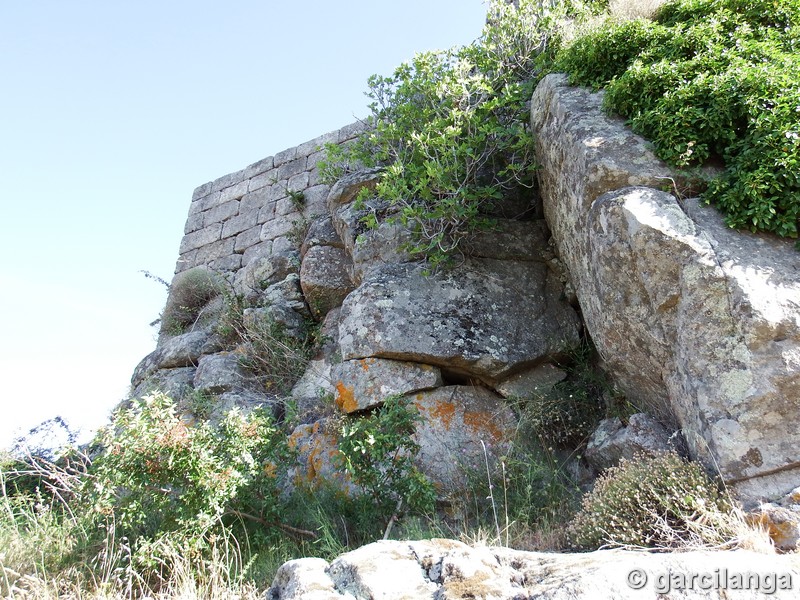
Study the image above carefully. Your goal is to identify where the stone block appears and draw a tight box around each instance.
[222,211,258,238]
[287,171,309,192]
[332,358,441,413]
[210,169,247,193]
[184,212,204,235]
[179,223,222,254]
[194,237,234,264]
[174,250,197,273]
[203,199,239,228]
[234,224,262,253]
[209,254,242,273]
[260,214,304,242]
[240,189,269,214]
[275,196,299,217]
[277,156,307,180]
[243,155,274,180]
[192,181,214,201]
[273,146,297,167]
[299,245,354,320]
[248,169,278,193]
[242,240,273,266]
[219,180,249,203]
[257,201,276,224]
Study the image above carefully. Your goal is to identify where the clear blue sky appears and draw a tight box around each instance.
[0,1,489,449]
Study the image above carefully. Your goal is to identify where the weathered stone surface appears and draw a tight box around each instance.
[285,418,353,494]
[193,352,256,394]
[461,219,551,261]
[326,167,382,212]
[131,366,196,401]
[261,273,310,318]
[243,304,306,341]
[750,504,800,553]
[339,259,580,382]
[585,413,680,473]
[531,74,800,503]
[301,215,343,257]
[233,249,301,300]
[299,245,354,320]
[268,558,343,600]
[495,363,567,399]
[269,539,800,600]
[332,358,442,413]
[208,390,281,424]
[412,386,518,494]
[291,308,343,423]
[131,331,222,388]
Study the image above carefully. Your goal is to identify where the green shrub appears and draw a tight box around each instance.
[319,0,571,269]
[85,393,293,551]
[160,266,225,335]
[557,0,800,242]
[337,395,436,531]
[568,452,739,549]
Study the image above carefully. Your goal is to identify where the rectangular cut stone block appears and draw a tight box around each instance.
[303,185,329,212]
[242,240,273,266]
[197,191,224,212]
[203,199,239,227]
[222,210,258,238]
[243,156,274,180]
[297,132,334,157]
[275,197,299,217]
[184,212,204,234]
[240,188,270,213]
[337,120,369,142]
[219,180,249,203]
[194,237,235,264]
[248,169,278,193]
[257,201,276,224]
[235,224,262,253]
[277,156,307,180]
[174,250,197,273]
[210,254,241,272]
[288,171,309,192]
[179,223,222,253]
[273,146,297,167]
[211,169,247,193]
[260,214,303,242]
[192,181,214,201]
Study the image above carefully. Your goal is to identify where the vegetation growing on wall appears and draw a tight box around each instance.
[557,0,800,242]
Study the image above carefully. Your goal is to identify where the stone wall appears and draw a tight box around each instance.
[175,121,367,275]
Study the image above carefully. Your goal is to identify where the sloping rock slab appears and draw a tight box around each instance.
[268,539,800,599]
[530,73,800,503]
[339,259,580,383]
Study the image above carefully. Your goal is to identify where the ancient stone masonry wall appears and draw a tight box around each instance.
[176,121,367,275]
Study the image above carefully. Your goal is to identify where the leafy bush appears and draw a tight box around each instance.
[160,266,225,336]
[320,0,570,269]
[558,0,800,242]
[569,452,740,549]
[337,395,436,531]
[86,393,293,551]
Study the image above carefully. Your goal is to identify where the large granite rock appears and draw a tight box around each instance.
[268,539,800,599]
[332,357,442,413]
[531,73,800,504]
[412,386,518,494]
[338,258,580,383]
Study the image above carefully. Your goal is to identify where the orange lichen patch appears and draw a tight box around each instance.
[428,399,457,430]
[463,410,508,443]
[263,461,278,479]
[359,358,375,372]
[335,381,358,413]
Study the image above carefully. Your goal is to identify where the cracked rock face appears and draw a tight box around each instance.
[338,258,580,384]
[531,73,800,504]
[267,538,800,600]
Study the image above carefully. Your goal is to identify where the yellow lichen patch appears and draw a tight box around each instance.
[335,381,359,413]
[463,410,507,443]
[428,399,457,430]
